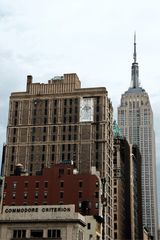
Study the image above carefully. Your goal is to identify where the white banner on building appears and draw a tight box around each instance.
[80,98,94,122]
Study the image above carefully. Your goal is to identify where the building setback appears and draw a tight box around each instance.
[118,35,158,239]
[3,73,113,239]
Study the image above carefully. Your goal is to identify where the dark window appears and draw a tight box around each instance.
[44,192,48,199]
[24,192,28,199]
[79,181,83,188]
[42,154,45,161]
[42,145,45,152]
[12,193,16,199]
[60,191,64,198]
[114,223,117,230]
[13,229,26,238]
[60,181,64,188]
[95,192,99,198]
[87,223,91,229]
[44,181,48,188]
[24,182,28,188]
[35,182,39,188]
[48,229,61,238]
[59,168,64,175]
[11,155,14,162]
[53,126,56,132]
[10,165,13,172]
[44,118,47,124]
[79,192,82,198]
[30,230,43,238]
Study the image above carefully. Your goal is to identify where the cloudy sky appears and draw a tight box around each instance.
[0,0,160,220]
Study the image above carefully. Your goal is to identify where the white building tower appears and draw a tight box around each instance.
[118,34,158,239]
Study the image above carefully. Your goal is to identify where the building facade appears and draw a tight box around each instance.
[2,163,102,217]
[0,204,102,240]
[113,122,142,240]
[118,36,158,239]
[3,73,113,239]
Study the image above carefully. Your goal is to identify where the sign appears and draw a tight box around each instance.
[80,98,94,122]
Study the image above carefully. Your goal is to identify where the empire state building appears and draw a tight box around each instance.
[118,35,158,239]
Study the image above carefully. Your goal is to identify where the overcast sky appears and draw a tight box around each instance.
[0,0,160,220]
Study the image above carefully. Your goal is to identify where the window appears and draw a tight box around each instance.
[79,192,82,198]
[44,181,48,188]
[12,193,16,199]
[30,229,43,238]
[44,192,48,199]
[60,191,64,198]
[13,229,26,239]
[95,202,99,209]
[79,181,83,188]
[87,223,91,229]
[24,192,28,199]
[35,182,39,188]
[95,192,99,198]
[60,181,64,188]
[48,229,61,238]
[4,182,7,189]
[114,223,117,230]
[35,192,39,199]
[13,182,17,189]
[59,168,64,175]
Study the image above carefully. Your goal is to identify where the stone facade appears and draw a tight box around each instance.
[3,73,113,239]
[0,205,101,240]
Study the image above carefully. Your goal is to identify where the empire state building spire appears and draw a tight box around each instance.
[130,32,140,88]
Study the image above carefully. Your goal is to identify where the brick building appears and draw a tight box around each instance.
[2,73,113,239]
[3,163,102,217]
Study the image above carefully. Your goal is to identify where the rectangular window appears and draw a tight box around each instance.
[35,182,39,188]
[87,223,91,229]
[12,193,16,199]
[79,192,82,198]
[30,230,43,238]
[48,229,61,238]
[24,192,28,199]
[60,191,64,198]
[44,181,48,188]
[35,192,39,199]
[13,229,26,238]
[44,192,48,199]
[60,181,64,188]
[79,181,83,188]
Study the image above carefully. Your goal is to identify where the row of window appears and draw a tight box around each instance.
[13,229,61,239]
[5,190,99,200]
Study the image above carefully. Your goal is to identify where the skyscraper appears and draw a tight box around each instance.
[113,121,143,240]
[118,35,158,239]
[3,73,113,239]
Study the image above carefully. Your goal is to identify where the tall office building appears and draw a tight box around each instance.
[118,35,158,239]
[113,121,142,240]
[3,73,113,239]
